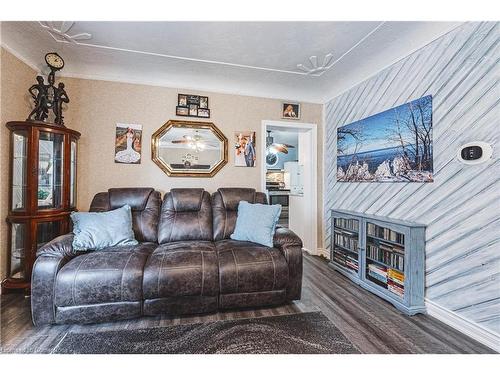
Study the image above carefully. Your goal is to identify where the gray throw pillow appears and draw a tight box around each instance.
[71,205,138,251]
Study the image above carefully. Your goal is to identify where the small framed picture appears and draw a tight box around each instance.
[282,103,300,119]
[197,108,210,118]
[199,96,209,109]
[176,106,189,116]
[234,131,256,167]
[189,104,198,116]
[176,93,211,118]
[178,94,188,107]
[187,95,200,105]
[115,123,142,164]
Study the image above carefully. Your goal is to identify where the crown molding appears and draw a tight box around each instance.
[1,41,323,103]
[0,42,41,73]
[56,70,325,104]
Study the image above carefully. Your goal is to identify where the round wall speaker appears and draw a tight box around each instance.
[457,141,493,165]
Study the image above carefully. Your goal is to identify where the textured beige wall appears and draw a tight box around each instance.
[0,50,324,280]
[0,48,36,279]
[63,78,324,246]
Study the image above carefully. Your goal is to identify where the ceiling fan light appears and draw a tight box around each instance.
[269,146,279,154]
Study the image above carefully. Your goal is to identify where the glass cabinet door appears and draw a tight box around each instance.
[38,132,64,209]
[10,223,27,279]
[12,131,28,211]
[331,217,360,275]
[365,222,406,299]
[36,220,63,250]
[70,138,77,207]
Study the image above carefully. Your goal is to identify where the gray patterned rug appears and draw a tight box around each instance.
[53,312,359,354]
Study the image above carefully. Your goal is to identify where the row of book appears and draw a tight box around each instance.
[388,268,404,285]
[367,243,404,271]
[346,255,359,272]
[367,223,405,245]
[334,218,359,232]
[332,250,359,272]
[367,263,405,298]
[334,232,358,252]
[367,263,387,283]
[388,280,404,298]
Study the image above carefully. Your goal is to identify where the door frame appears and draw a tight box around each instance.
[261,120,318,255]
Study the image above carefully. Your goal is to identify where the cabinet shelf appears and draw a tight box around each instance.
[329,209,425,316]
[367,235,405,247]
[334,244,358,255]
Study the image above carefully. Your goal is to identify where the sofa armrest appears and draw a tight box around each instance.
[273,227,303,300]
[36,233,76,258]
[31,234,78,325]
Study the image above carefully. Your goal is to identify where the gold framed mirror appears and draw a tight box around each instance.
[152,120,228,177]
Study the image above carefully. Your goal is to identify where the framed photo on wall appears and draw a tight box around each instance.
[114,123,142,164]
[176,93,210,118]
[336,95,433,182]
[282,102,300,119]
[234,131,256,167]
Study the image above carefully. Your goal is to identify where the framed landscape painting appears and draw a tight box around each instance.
[336,95,433,182]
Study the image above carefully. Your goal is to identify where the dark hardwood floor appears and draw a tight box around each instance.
[0,253,494,353]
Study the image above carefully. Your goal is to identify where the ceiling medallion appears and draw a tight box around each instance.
[296,54,334,75]
[38,21,92,44]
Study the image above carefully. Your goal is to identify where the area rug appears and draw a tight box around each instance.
[53,312,359,354]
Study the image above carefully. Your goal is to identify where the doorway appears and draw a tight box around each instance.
[261,120,318,255]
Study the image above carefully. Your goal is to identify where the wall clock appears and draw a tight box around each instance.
[45,52,65,70]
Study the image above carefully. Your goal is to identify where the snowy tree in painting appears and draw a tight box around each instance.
[336,95,433,182]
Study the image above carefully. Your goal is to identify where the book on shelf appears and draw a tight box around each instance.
[387,268,405,285]
[334,217,359,232]
[346,255,359,271]
[368,263,387,283]
[334,232,358,252]
[368,270,387,283]
[366,241,405,271]
[388,280,404,297]
[367,222,405,245]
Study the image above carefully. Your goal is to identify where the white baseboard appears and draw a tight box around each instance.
[425,298,499,352]
[302,247,329,258]
[317,247,330,259]
[302,247,315,255]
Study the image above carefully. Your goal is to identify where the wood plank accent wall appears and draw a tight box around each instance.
[324,22,499,334]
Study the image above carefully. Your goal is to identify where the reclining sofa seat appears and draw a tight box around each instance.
[142,189,219,316]
[213,188,291,309]
[31,187,303,325]
[31,188,161,325]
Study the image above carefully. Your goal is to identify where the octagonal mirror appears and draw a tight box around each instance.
[152,120,228,177]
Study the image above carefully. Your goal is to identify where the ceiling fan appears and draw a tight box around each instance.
[266,130,295,155]
[171,130,206,152]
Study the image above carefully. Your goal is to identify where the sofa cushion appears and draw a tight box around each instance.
[212,188,267,241]
[71,205,138,251]
[143,241,218,299]
[89,188,161,243]
[157,189,213,243]
[54,243,155,307]
[216,239,288,294]
[231,201,281,247]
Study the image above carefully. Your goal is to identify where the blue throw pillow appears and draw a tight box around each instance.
[71,205,138,251]
[230,201,282,247]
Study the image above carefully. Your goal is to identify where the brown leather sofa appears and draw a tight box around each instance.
[31,187,303,325]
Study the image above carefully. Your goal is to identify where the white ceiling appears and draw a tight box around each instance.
[0,21,462,103]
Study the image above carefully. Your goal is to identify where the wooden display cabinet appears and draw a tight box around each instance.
[2,121,80,294]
